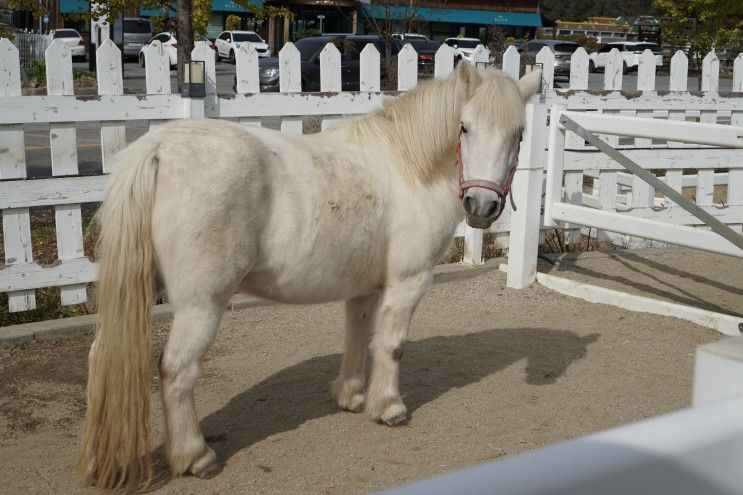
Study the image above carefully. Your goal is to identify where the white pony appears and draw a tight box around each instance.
[79,61,541,489]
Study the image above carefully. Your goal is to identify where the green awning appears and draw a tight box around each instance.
[361,5,542,27]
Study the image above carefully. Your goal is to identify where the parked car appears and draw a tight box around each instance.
[523,39,580,75]
[589,42,663,73]
[255,35,386,92]
[139,33,216,69]
[395,38,441,71]
[444,37,482,63]
[49,28,86,62]
[216,30,270,63]
[391,33,429,41]
[113,17,152,61]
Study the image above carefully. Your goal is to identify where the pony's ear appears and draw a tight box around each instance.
[517,68,542,101]
[455,60,481,90]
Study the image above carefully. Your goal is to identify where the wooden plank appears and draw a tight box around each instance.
[546,92,743,111]
[46,39,87,306]
[397,43,417,91]
[360,43,381,91]
[144,40,171,95]
[563,148,743,171]
[236,43,259,93]
[320,43,341,131]
[604,48,623,91]
[211,92,389,118]
[434,43,454,79]
[536,46,554,91]
[0,38,35,310]
[702,50,720,93]
[631,50,656,213]
[192,40,216,95]
[502,45,519,80]
[569,47,589,90]
[0,175,107,209]
[96,40,126,173]
[0,258,98,292]
[563,171,583,243]
[279,42,302,134]
[561,111,743,147]
[551,203,743,257]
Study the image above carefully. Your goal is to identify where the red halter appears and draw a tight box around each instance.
[455,130,518,221]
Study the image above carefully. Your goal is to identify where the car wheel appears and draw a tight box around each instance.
[588,60,595,73]
[215,50,221,62]
[139,53,145,67]
[228,49,235,65]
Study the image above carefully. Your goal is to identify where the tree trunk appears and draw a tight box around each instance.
[177,0,193,90]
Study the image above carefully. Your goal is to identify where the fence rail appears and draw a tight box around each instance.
[1,36,743,314]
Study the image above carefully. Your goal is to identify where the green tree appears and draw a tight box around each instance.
[540,0,655,24]
[653,0,743,65]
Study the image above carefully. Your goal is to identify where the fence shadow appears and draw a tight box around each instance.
[150,326,597,479]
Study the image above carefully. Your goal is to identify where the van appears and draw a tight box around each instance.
[112,17,153,60]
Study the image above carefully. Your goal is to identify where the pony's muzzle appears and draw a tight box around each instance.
[462,189,502,229]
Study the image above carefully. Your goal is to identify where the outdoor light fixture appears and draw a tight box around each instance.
[181,61,206,98]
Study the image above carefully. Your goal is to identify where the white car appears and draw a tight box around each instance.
[215,31,270,63]
[139,32,178,68]
[50,29,86,61]
[590,42,663,73]
[444,37,482,63]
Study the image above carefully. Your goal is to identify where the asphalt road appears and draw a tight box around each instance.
[18,61,733,178]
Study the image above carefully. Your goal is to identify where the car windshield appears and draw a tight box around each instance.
[53,30,79,38]
[124,19,151,33]
[295,38,326,61]
[554,43,579,53]
[232,33,263,42]
[452,39,480,48]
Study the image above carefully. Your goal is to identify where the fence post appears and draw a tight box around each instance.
[507,102,548,289]
[96,40,126,173]
[0,38,36,311]
[320,43,342,131]
[279,42,303,134]
[397,43,417,91]
[360,43,381,91]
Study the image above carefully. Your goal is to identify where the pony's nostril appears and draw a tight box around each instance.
[463,195,474,215]
[484,200,499,218]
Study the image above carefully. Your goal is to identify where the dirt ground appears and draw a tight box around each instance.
[0,265,725,495]
[543,248,743,317]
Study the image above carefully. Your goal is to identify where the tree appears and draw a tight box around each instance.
[360,0,424,78]
[540,0,655,24]
[653,0,743,66]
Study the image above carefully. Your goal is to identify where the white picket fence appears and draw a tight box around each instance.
[1,36,743,315]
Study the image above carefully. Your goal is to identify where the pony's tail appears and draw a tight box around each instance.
[78,138,160,491]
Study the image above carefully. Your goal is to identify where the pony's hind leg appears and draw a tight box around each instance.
[331,293,379,412]
[366,273,431,425]
[159,303,226,478]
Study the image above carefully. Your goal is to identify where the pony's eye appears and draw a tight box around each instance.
[460,124,468,134]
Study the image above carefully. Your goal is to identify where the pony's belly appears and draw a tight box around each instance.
[238,265,381,304]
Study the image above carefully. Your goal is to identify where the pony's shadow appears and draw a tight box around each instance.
[149,326,598,486]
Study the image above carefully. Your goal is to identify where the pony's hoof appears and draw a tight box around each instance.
[330,378,365,412]
[189,446,220,479]
[378,402,409,427]
[340,393,365,412]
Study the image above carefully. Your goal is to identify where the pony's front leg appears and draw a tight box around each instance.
[366,273,432,425]
[160,304,224,478]
[331,293,379,412]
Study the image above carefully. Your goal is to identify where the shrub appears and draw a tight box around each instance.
[226,15,241,32]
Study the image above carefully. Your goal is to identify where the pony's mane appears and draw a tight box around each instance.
[336,68,523,181]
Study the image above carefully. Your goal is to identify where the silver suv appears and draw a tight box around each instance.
[523,39,580,75]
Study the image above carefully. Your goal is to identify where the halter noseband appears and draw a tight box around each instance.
[455,130,517,221]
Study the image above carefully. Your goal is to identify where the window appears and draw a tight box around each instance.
[599,44,616,53]
[219,32,230,41]
[53,30,80,38]
[155,34,170,43]
[123,19,151,34]
[232,32,263,42]
[294,38,326,61]
[554,43,579,53]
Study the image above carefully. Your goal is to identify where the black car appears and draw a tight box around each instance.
[395,38,441,72]
[256,35,388,92]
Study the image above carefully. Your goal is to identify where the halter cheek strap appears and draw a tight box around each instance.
[455,132,517,221]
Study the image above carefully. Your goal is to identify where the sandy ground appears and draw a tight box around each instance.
[543,248,743,317]
[0,267,724,495]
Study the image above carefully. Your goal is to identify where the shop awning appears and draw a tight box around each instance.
[60,0,88,14]
[360,5,542,28]
[139,0,263,17]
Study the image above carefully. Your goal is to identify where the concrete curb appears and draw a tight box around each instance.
[0,259,504,347]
